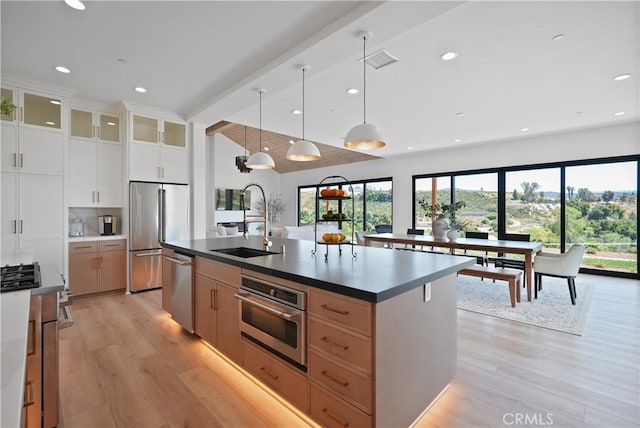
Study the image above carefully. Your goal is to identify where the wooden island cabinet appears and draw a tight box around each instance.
[163,237,470,427]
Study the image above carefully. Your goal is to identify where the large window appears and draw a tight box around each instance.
[298,177,392,235]
[413,156,638,278]
[565,161,637,273]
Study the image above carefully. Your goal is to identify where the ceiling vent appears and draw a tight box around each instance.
[361,49,398,70]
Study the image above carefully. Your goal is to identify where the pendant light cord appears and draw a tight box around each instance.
[259,91,263,152]
[363,34,367,124]
[302,68,306,139]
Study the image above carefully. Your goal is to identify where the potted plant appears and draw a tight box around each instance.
[418,199,468,240]
[1,97,17,118]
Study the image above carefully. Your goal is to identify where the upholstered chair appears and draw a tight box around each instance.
[534,244,586,305]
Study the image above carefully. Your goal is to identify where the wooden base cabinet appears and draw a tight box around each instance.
[193,258,241,362]
[68,239,126,296]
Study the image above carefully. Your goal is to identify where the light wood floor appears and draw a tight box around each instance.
[59,274,639,428]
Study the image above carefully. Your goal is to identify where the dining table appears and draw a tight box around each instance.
[364,233,544,302]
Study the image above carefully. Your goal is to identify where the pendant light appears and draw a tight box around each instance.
[246,89,275,170]
[344,31,386,150]
[287,65,321,161]
[235,126,251,173]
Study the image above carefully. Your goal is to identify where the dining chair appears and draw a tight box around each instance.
[490,233,530,287]
[463,231,489,266]
[374,224,393,233]
[534,244,586,304]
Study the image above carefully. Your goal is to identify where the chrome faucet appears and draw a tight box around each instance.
[240,183,272,250]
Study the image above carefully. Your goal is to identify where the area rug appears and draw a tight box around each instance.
[456,275,594,335]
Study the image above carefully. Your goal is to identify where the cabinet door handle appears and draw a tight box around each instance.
[12,152,17,167]
[321,370,349,387]
[321,407,349,428]
[92,125,95,138]
[11,220,16,234]
[19,220,23,234]
[73,246,93,249]
[320,304,349,316]
[103,243,120,247]
[27,320,36,355]
[96,191,100,203]
[23,380,35,407]
[19,106,24,123]
[260,366,279,381]
[19,153,24,168]
[96,125,100,139]
[100,256,104,269]
[321,336,349,351]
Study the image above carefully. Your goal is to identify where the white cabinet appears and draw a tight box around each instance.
[68,108,123,207]
[129,113,189,183]
[1,85,66,271]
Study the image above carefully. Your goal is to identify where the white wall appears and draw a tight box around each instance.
[278,122,639,233]
[207,133,280,236]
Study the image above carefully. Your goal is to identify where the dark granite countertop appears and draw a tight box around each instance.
[163,236,474,303]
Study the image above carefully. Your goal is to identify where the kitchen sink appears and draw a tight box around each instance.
[211,247,279,258]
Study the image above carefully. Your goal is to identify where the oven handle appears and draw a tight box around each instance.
[234,292,301,321]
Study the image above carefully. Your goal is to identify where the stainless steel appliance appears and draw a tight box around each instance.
[129,181,189,292]
[164,253,194,332]
[235,275,306,365]
[98,215,117,235]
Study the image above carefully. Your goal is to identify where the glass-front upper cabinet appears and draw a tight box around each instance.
[71,108,121,143]
[132,114,186,147]
[2,87,62,129]
[23,92,62,129]
[163,120,186,147]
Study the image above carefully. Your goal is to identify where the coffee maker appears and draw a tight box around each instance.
[98,215,117,235]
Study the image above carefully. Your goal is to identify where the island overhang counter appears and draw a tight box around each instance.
[162,236,475,427]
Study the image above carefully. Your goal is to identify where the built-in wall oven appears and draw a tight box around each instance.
[235,275,306,366]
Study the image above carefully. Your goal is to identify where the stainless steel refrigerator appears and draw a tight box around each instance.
[129,181,190,292]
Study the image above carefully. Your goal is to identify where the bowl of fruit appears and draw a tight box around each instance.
[321,232,348,243]
[321,211,348,221]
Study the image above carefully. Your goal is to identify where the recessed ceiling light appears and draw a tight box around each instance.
[289,140,295,144]
[346,88,359,95]
[55,66,70,74]
[45,121,55,126]
[117,58,127,64]
[291,109,301,115]
[613,73,631,81]
[264,147,270,151]
[440,52,458,61]
[49,100,61,105]
[134,87,146,93]
[107,122,116,126]
[552,34,565,41]
[521,128,529,132]
[614,111,626,116]
[64,0,85,11]
[454,139,461,143]
[407,146,413,150]
[455,112,464,117]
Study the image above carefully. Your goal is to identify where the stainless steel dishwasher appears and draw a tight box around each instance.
[165,253,194,333]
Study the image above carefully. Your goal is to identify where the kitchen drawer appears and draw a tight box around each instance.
[99,239,126,251]
[195,257,240,287]
[309,288,372,337]
[308,349,372,414]
[309,382,371,428]
[308,317,372,375]
[68,241,98,254]
[242,339,308,412]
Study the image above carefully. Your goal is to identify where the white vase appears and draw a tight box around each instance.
[447,229,459,241]
[432,217,449,240]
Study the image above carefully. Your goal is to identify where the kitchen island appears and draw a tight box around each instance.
[163,236,474,427]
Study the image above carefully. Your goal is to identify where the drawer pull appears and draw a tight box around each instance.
[103,243,120,247]
[321,304,349,315]
[321,336,349,351]
[73,245,93,249]
[260,366,279,380]
[321,407,349,427]
[321,370,349,387]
